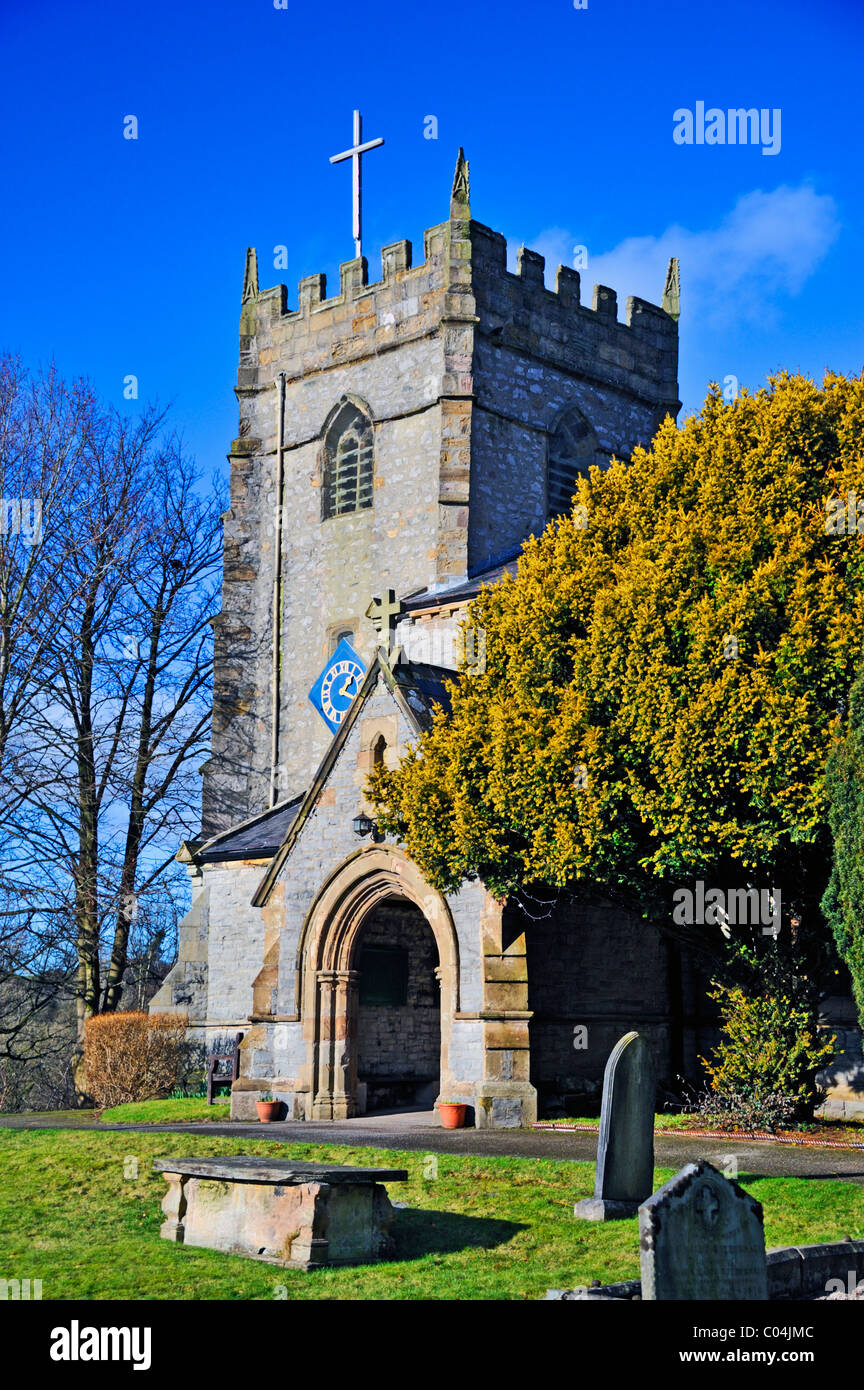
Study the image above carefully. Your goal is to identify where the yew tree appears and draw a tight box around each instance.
[369,372,864,978]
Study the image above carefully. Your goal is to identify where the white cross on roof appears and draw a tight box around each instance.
[329,110,385,260]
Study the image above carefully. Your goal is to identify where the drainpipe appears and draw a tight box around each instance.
[269,372,286,807]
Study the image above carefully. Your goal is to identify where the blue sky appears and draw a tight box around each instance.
[2,0,862,479]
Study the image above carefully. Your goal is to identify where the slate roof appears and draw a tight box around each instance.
[198,794,305,863]
[403,549,520,612]
[392,661,456,729]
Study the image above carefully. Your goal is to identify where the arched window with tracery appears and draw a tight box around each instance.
[547,405,603,519]
[322,399,374,519]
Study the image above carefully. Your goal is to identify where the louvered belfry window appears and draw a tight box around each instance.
[547,406,601,519]
[323,400,374,519]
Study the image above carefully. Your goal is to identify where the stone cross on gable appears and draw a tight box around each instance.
[329,110,385,260]
[365,590,401,662]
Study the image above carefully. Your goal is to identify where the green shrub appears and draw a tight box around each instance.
[700,982,835,1126]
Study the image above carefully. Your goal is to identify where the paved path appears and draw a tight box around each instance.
[3,1108,864,1184]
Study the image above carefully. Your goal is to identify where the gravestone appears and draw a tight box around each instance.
[574,1030,654,1221]
[639,1160,768,1300]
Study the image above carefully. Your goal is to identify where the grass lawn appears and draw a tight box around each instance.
[100,1098,232,1123]
[1,1128,862,1300]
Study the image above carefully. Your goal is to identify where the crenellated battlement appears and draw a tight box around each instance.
[237,219,457,392]
[247,219,449,312]
[238,182,678,408]
[244,218,675,343]
[468,223,676,334]
[466,222,678,379]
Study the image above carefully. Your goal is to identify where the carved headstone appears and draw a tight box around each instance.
[574,1030,654,1221]
[639,1160,768,1300]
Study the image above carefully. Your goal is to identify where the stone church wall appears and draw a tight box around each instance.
[467,226,678,573]
[469,353,666,569]
[202,222,465,836]
[524,900,673,1115]
[150,860,270,1050]
[202,862,271,1027]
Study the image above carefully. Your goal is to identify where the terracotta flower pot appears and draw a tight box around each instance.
[438,1102,467,1130]
[256,1100,281,1122]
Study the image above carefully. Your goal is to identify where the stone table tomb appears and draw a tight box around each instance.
[155,1156,409,1269]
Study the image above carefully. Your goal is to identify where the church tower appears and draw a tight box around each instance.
[200,151,680,839]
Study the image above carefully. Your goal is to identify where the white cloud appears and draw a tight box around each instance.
[510,185,840,328]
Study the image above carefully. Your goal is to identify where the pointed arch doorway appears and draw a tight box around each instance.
[299,847,459,1121]
[355,896,440,1112]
